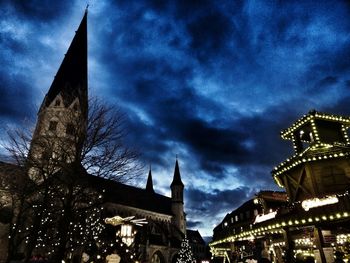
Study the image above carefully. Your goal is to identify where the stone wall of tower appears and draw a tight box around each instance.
[171,184,186,234]
[28,95,85,181]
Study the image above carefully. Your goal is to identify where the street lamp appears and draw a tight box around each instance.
[121,224,134,246]
[105,215,147,246]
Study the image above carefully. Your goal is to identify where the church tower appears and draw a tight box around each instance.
[171,158,186,234]
[29,11,88,179]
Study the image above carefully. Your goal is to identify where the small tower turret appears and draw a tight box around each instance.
[171,158,186,234]
[146,166,155,193]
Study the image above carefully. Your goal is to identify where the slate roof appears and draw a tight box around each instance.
[0,159,173,216]
[187,229,205,245]
[87,174,173,216]
[146,168,155,193]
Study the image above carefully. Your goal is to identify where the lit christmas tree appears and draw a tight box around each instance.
[176,236,196,263]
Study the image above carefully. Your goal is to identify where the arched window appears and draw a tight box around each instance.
[48,120,58,131]
[66,123,75,135]
[151,251,165,263]
[171,253,179,263]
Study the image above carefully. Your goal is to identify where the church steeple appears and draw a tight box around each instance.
[171,158,184,188]
[39,10,88,118]
[29,11,89,181]
[146,167,155,193]
[170,158,186,234]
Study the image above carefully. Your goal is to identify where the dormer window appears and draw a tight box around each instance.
[48,121,58,131]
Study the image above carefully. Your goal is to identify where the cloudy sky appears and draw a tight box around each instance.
[1,0,350,238]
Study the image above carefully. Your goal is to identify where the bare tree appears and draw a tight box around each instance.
[82,98,141,182]
[0,98,143,262]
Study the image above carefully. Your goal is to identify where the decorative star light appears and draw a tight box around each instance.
[105,216,148,226]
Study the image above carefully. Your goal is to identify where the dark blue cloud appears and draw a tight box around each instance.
[6,0,69,21]
[0,72,35,121]
[185,186,257,232]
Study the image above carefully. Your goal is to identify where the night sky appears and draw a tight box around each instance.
[1,0,350,238]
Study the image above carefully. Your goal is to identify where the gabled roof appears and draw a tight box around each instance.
[0,159,173,216]
[40,11,88,117]
[187,229,205,245]
[87,175,173,216]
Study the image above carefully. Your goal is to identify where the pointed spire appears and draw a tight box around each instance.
[40,10,88,118]
[171,158,184,187]
[146,166,155,193]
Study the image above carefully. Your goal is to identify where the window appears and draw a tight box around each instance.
[66,123,75,135]
[41,149,51,160]
[235,215,238,222]
[151,252,164,263]
[48,121,58,131]
[55,99,61,106]
[246,211,250,219]
[73,103,78,111]
[254,209,258,216]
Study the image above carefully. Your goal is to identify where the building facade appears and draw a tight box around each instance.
[187,229,208,262]
[211,192,287,262]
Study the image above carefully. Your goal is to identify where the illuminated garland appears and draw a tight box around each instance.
[280,112,350,141]
[272,146,350,179]
[210,191,350,247]
[210,210,349,247]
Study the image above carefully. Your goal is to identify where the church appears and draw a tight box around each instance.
[0,10,198,263]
